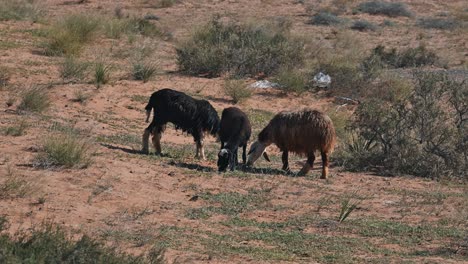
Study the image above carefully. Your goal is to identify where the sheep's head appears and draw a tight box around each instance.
[246,141,270,166]
[217,148,231,172]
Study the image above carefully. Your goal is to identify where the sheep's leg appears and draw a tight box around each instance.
[282,151,289,171]
[242,145,247,164]
[230,147,238,171]
[195,138,206,160]
[221,141,225,149]
[152,131,162,155]
[298,153,315,176]
[142,128,151,154]
[321,151,329,179]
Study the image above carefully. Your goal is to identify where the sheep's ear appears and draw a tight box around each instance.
[263,152,271,162]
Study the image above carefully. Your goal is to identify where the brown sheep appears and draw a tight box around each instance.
[246,109,336,178]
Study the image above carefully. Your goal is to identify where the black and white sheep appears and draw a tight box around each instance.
[142,88,220,159]
[217,107,252,172]
[247,109,336,178]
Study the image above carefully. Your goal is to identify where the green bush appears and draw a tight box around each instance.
[42,14,99,56]
[0,222,163,263]
[223,79,252,104]
[369,44,438,68]
[338,71,467,179]
[309,11,345,26]
[356,1,412,17]
[351,20,378,31]
[34,132,93,169]
[274,68,308,94]
[417,17,459,30]
[17,86,50,113]
[59,57,89,82]
[0,0,44,22]
[177,18,304,78]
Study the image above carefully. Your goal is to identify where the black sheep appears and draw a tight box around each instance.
[217,107,251,172]
[142,88,220,159]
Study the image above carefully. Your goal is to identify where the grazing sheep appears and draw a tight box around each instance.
[217,107,252,172]
[142,88,220,159]
[247,109,336,179]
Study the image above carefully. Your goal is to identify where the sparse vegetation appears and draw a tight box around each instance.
[223,79,252,103]
[34,131,93,169]
[59,57,89,82]
[417,17,460,30]
[177,18,304,77]
[309,11,345,26]
[0,221,162,263]
[0,0,44,22]
[72,89,90,104]
[356,1,412,17]
[3,119,28,136]
[42,14,99,56]
[0,166,32,199]
[94,61,111,88]
[17,86,50,113]
[351,20,378,31]
[0,67,9,88]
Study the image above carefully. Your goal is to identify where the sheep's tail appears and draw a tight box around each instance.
[322,119,336,154]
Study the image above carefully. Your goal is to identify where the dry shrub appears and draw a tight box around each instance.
[177,18,304,78]
[223,79,252,104]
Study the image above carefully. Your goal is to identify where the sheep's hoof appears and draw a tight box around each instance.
[141,149,149,155]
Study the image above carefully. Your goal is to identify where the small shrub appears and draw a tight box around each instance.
[42,14,99,56]
[4,119,28,136]
[0,0,44,22]
[35,132,93,169]
[94,62,111,88]
[370,44,438,68]
[309,11,345,25]
[18,86,50,113]
[381,19,396,27]
[132,62,158,82]
[72,89,90,104]
[417,17,459,30]
[274,68,308,94]
[155,0,176,8]
[351,20,378,31]
[223,79,252,104]
[127,18,161,37]
[177,18,304,78]
[103,18,129,39]
[356,1,412,17]
[319,59,367,97]
[59,57,89,82]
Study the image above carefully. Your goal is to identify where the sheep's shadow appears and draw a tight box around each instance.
[168,160,215,172]
[242,166,297,176]
[100,143,143,155]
